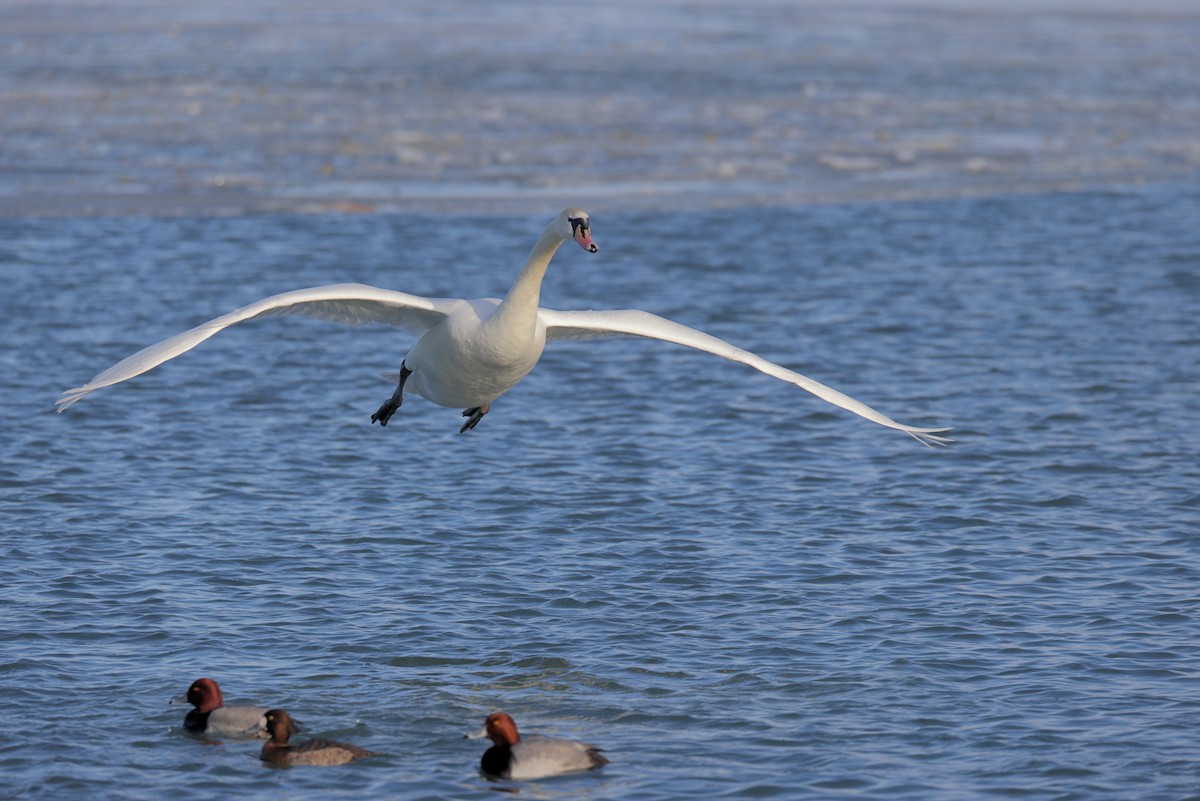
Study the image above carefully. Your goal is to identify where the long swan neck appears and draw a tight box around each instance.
[497,222,566,317]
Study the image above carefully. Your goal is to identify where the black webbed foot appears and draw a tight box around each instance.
[459,403,490,433]
[371,399,400,426]
[371,361,412,427]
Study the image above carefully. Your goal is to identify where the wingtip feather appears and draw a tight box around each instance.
[55,388,88,413]
[905,427,954,447]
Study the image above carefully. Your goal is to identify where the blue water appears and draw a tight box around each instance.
[4,0,1200,797]
[2,186,1198,799]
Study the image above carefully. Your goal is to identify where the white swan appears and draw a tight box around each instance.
[55,208,951,444]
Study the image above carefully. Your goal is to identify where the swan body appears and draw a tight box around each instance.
[56,208,950,445]
[402,296,545,409]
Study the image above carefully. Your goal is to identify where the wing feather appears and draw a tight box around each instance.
[540,307,951,445]
[56,283,457,411]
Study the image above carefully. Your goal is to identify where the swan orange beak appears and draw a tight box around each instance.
[573,227,599,253]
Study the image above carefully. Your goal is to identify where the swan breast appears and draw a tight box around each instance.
[404,299,547,408]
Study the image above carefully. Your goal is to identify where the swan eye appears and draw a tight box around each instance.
[569,217,589,234]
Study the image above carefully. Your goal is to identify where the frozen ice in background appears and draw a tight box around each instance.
[1,0,1198,215]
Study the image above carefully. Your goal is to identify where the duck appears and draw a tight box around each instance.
[467,712,609,780]
[176,677,267,739]
[259,709,375,767]
[55,208,950,445]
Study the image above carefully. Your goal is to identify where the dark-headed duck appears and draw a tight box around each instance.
[260,709,375,767]
[467,712,609,780]
[177,678,267,739]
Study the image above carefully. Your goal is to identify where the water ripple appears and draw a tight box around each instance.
[2,189,1199,799]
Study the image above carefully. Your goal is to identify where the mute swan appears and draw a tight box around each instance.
[56,208,950,444]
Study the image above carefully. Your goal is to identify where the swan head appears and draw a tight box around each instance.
[557,208,599,253]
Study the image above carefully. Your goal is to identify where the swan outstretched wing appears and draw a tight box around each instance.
[56,283,458,412]
[540,307,952,446]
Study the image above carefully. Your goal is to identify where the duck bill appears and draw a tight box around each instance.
[573,228,598,253]
[464,724,489,740]
[168,692,189,706]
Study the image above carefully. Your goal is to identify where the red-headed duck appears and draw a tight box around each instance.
[177,678,267,739]
[467,712,609,780]
[259,709,375,767]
